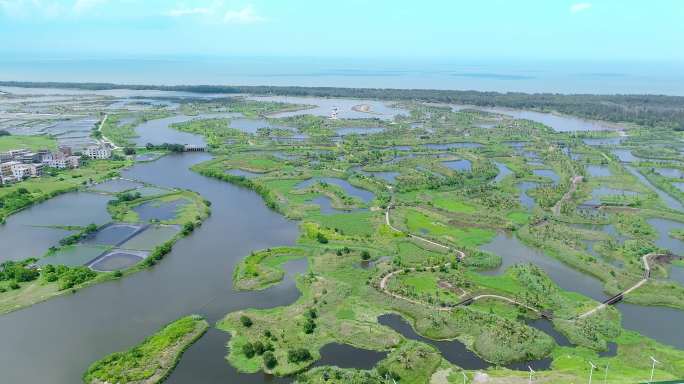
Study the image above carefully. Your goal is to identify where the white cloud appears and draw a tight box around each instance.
[223,5,263,24]
[570,3,592,14]
[165,2,265,24]
[166,7,211,17]
[0,0,106,18]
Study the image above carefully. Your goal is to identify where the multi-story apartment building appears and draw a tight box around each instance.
[84,145,112,159]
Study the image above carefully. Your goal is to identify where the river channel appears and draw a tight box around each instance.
[0,152,302,383]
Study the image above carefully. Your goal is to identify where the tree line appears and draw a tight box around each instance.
[3,81,684,128]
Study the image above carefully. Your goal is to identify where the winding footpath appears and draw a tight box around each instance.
[380,202,537,313]
[552,175,583,216]
[578,253,659,319]
[383,200,663,322]
[97,114,120,149]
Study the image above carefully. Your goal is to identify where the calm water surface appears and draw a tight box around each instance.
[0,192,111,262]
[0,152,302,383]
[493,161,512,183]
[296,178,375,203]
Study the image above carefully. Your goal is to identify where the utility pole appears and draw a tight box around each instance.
[649,356,660,383]
[603,364,609,384]
[589,361,597,384]
[462,371,467,384]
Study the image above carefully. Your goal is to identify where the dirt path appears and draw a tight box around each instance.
[380,202,537,314]
[552,175,583,216]
[97,114,120,150]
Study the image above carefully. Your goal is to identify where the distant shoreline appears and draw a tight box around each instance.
[1,80,682,128]
[2,80,682,98]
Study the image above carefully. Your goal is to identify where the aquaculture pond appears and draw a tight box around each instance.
[46,117,101,150]
[37,245,108,267]
[0,152,303,383]
[84,223,144,246]
[89,250,146,272]
[119,225,180,251]
[0,192,111,262]
[296,178,375,203]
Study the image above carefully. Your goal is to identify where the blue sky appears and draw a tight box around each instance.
[0,0,682,61]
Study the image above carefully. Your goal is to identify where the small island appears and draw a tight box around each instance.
[83,315,208,384]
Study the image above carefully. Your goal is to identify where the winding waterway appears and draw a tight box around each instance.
[0,152,302,383]
[3,101,684,382]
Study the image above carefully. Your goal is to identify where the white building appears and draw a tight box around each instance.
[8,161,28,180]
[84,145,112,159]
[45,154,80,169]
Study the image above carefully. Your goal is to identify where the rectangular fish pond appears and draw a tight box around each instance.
[84,223,146,246]
[119,225,181,251]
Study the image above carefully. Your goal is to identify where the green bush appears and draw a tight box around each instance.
[240,315,253,327]
[287,348,312,363]
[263,351,277,369]
[316,232,328,244]
[242,342,256,358]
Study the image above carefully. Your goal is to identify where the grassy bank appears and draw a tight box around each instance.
[83,315,208,384]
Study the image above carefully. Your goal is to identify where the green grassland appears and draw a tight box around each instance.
[0,134,57,151]
[233,247,309,290]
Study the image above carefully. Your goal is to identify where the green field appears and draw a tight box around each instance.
[0,135,57,151]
